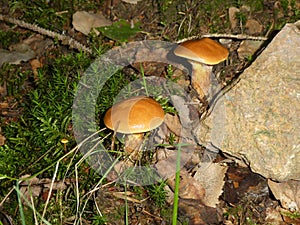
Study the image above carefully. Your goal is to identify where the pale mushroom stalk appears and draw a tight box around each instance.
[174,38,229,100]
[124,133,144,154]
[189,62,213,100]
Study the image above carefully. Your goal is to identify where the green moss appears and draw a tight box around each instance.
[0,30,23,49]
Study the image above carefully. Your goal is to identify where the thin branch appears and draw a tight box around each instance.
[0,14,93,54]
[177,33,268,43]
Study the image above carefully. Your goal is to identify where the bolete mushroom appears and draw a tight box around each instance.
[103,96,165,154]
[174,37,229,99]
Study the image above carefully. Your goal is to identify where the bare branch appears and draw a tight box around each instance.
[0,14,93,54]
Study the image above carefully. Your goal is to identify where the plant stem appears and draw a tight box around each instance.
[16,181,26,225]
[172,144,182,225]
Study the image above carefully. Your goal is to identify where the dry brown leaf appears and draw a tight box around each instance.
[0,84,6,96]
[0,44,35,67]
[106,160,134,181]
[19,182,43,204]
[30,58,43,80]
[72,11,112,36]
[167,169,205,201]
[164,113,182,136]
[194,162,228,207]
[268,179,300,211]
[228,7,240,30]
[22,34,53,56]
[155,150,193,179]
[19,175,70,205]
[0,102,8,108]
[245,19,263,35]
[265,206,285,224]
[178,199,220,225]
[0,134,6,146]
[237,40,263,59]
[0,210,13,225]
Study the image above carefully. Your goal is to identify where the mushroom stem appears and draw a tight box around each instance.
[189,61,213,99]
[124,133,144,154]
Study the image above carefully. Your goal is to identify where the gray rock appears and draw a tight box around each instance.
[197,21,300,181]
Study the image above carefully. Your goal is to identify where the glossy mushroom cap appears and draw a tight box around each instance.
[174,37,229,65]
[103,96,164,134]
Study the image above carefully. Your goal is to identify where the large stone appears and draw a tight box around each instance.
[197,21,300,181]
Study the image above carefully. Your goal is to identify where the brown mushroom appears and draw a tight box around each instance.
[104,96,164,154]
[174,37,229,99]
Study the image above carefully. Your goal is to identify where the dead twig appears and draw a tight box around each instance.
[0,14,93,54]
[178,33,268,43]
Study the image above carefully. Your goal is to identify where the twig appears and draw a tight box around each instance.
[0,14,93,54]
[177,33,268,43]
[202,33,268,40]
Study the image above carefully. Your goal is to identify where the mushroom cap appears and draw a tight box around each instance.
[60,138,69,144]
[103,96,164,134]
[174,37,229,65]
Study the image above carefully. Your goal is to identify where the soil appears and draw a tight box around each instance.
[0,0,299,224]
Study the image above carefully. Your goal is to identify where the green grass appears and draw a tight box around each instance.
[281,210,300,220]
[146,181,168,208]
[0,30,27,49]
[0,53,85,224]
[0,49,112,223]
[0,47,171,224]
[8,0,101,31]
[0,51,89,177]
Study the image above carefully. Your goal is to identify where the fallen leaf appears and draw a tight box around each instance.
[0,134,6,146]
[164,113,182,137]
[19,175,71,205]
[228,7,240,30]
[178,199,220,225]
[30,58,43,80]
[131,61,168,77]
[167,169,205,201]
[0,44,35,67]
[0,210,13,225]
[155,149,194,179]
[112,191,147,203]
[194,162,228,207]
[0,83,6,96]
[72,11,112,36]
[19,182,42,204]
[268,179,300,211]
[237,40,263,59]
[245,19,263,35]
[22,34,53,56]
[265,207,285,224]
[41,189,54,201]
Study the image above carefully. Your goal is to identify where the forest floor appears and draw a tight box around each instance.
[0,0,299,224]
